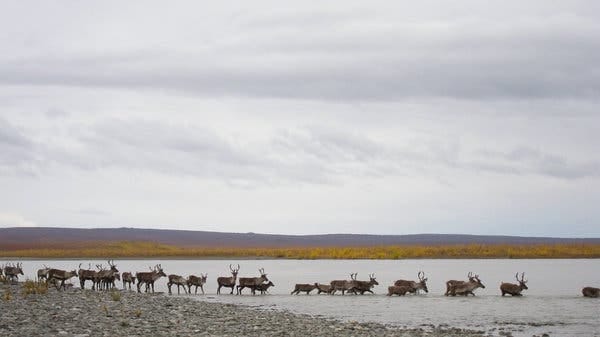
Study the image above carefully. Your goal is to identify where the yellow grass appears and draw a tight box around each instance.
[1,241,600,259]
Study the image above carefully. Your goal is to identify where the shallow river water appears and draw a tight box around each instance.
[5,258,599,336]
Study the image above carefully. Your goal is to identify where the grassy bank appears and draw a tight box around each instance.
[1,241,600,259]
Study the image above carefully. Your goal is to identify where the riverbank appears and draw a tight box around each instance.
[2,241,600,259]
[0,282,488,337]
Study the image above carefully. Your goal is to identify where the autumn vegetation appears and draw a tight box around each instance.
[1,241,600,259]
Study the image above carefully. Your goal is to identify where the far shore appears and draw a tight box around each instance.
[2,241,600,260]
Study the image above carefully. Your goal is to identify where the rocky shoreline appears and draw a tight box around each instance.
[0,282,489,336]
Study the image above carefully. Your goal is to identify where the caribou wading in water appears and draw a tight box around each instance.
[187,274,207,295]
[387,285,413,296]
[291,283,318,295]
[136,264,166,293]
[446,272,485,296]
[349,273,379,295]
[253,281,274,294]
[237,268,269,295]
[217,264,239,295]
[394,271,428,294]
[582,287,600,298]
[500,272,528,296]
[315,283,333,294]
[330,273,357,295]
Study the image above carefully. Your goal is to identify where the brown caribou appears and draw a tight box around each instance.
[291,283,317,295]
[446,272,486,296]
[253,281,275,294]
[3,262,24,282]
[97,260,119,291]
[500,272,528,296]
[47,268,78,290]
[330,273,357,295]
[217,264,240,295]
[167,274,188,295]
[136,264,167,293]
[387,285,413,296]
[122,272,136,290]
[187,274,208,295]
[37,265,51,282]
[237,268,269,295]
[315,283,333,294]
[349,273,379,295]
[394,271,429,294]
[582,287,600,298]
[78,263,98,290]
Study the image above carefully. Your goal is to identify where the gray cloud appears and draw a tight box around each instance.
[0,118,39,176]
[0,3,599,101]
[2,117,597,184]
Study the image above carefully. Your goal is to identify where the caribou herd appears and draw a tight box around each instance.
[1,262,599,298]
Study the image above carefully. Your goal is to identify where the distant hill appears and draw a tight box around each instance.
[0,227,598,250]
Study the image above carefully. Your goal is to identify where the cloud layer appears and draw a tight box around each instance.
[0,1,599,236]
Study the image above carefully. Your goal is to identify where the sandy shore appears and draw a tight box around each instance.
[0,282,490,336]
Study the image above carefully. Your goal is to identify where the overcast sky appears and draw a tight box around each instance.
[1,1,599,236]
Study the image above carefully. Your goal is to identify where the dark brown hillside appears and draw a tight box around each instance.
[0,227,598,250]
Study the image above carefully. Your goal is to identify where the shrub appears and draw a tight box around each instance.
[22,279,48,296]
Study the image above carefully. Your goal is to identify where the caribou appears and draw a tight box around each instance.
[446,272,486,296]
[349,273,379,295]
[582,287,600,298]
[253,281,275,294]
[97,260,119,291]
[394,271,428,294]
[187,274,208,295]
[217,264,240,295]
[122,272,136,290]
[78,263,98,290]
[47,268,78,290]
[330,273,357,295]
[37,265,51,282]
[387,285,413,296]
[291,283,317,295]
[136,264,167,293]
[237,268,269,295]
[315,283,333,294]
[500,272,528,296]
[3,262,24,282]
[167,274,188,295]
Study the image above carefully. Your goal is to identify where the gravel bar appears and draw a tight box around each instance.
[0,282,489,336]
